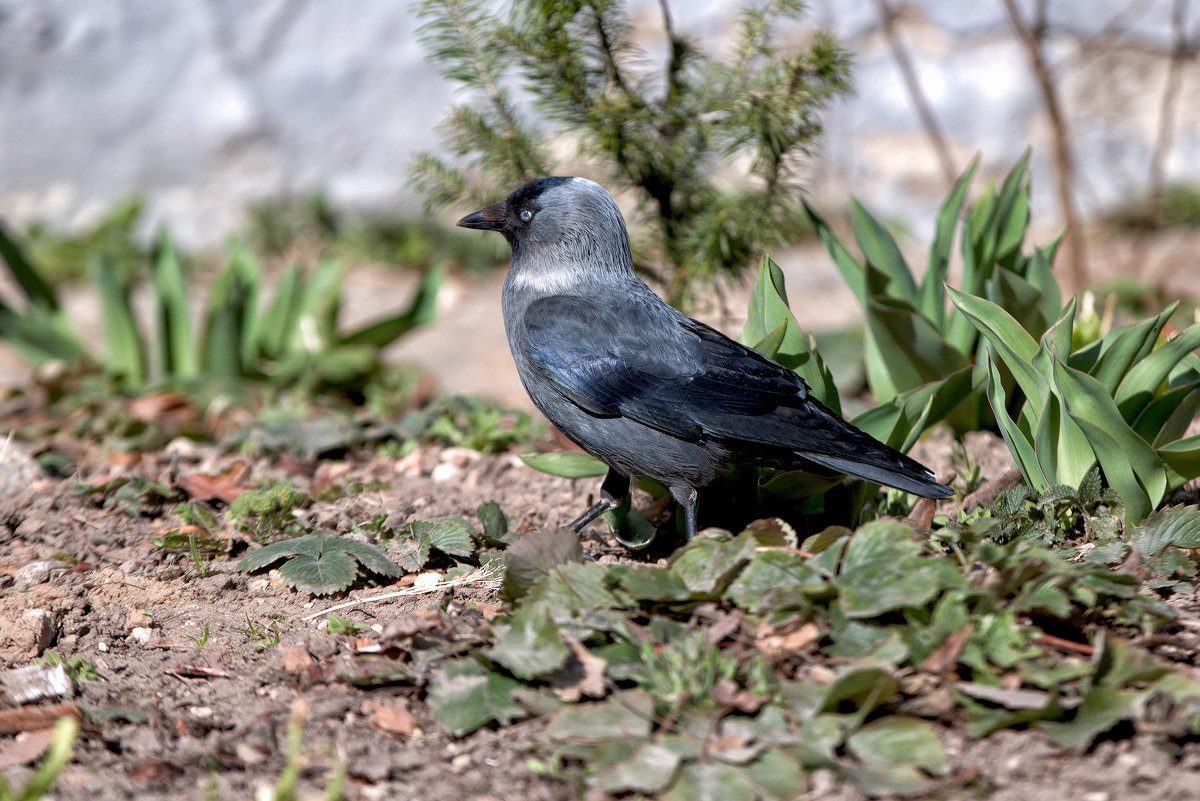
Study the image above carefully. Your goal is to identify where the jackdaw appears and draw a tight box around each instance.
[457,177,952,540]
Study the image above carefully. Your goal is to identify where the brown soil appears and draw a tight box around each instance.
[2,431,1199,801]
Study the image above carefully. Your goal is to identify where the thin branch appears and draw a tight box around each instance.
[871,0,957,186]
[1002,0,1088,288]
[1146,0,1191,218]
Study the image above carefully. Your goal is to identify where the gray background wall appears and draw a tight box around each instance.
[1,0,1196,245]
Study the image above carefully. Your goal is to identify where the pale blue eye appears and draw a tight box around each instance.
[519,209,533,223]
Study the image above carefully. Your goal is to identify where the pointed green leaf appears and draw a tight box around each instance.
[341,264,443,347]
[947,286,1045,405]
[1160,435,1200,489]
[0,218,59,310]
[91,255,146,387]
[864,297,968,393]
[520,451,608,478]
[851,198,917,303]
[982,350,1046,490]
[1050,356,1166,524]
[1130,504,1200,559]
[1116,323,1200,419]
[151,229,197,378]
[1133,383,1200,445]
[1089,305,1176,395]
[804,200,866,303]
[919,157,978,327]
[255,262,304,359]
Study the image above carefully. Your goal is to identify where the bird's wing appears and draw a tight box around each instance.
[520,294,810,442]
[521,294,949,498]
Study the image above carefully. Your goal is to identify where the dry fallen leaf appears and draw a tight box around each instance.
[757,621,820,658]
[0,727,58,769]
[711,678,767,713]
[553,636,608,703]
[177,462,251,504]
[364,700,419,737]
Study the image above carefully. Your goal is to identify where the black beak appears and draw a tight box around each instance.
[456,201,508,232]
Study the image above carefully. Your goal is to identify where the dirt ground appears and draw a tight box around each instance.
[2,429,1200,801]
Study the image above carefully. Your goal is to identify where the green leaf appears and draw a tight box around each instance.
[1160,435,1200,489]
[846,716,946,771]
[864,297,968,393]
[850,198,918,304]
[151,229,197,378]
[1130,505,1200,559]
[92,255,147,387]
[804,200,866,303]
[237,533,399,595]
[545,692,654,742]
[724,549,825,613]
[946,286,1044,406]
[1050,356,1166,524]
[598,742,682,795]
[529,562,619,612]
[852,366,976,451]
[254,262,304,360]
[410,516,476,557]
[341,264,443,347]
[1032,392,1096,489]
[740,255,839,410]
[487,602,570,679]
[1132,383,1200,445]
[428,658,525,736]
[502,528,584,601]
[278,549,357,595]
[669,532,758,594]
[919,156,977,327]
[661,761,758,801]
[1089,306,1175,395]
[476,500,510,545]
[0,218,59,310]
[520,451,608,478]
[621,565,695,602]
[982,349,1045,489]
[331,537,402,578]
[844,763,932,798]
[1116,323,1200,420]
[985,266,1051,340]
[742,746,807,801]
[1038,687,1139,751]
[817,665,900,717]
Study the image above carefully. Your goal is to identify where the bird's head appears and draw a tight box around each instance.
[457,177,635,287]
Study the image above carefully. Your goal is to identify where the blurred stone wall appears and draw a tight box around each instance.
[0,0,1195,244]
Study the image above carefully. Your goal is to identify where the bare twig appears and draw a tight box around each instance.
[1146,0,1191,218]
[300,563,503,622]
[871,0,957,186]
[1002,0,1088,289]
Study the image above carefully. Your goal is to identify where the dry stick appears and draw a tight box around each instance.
[872,0,957,186]
[1146,0,1190,218]
[1136,0,1191,286]
[1002,0,1088,290]
[299,563,503,622]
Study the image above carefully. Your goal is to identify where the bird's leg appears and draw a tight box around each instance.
[567,469,630,532]
[669,486,699,540]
